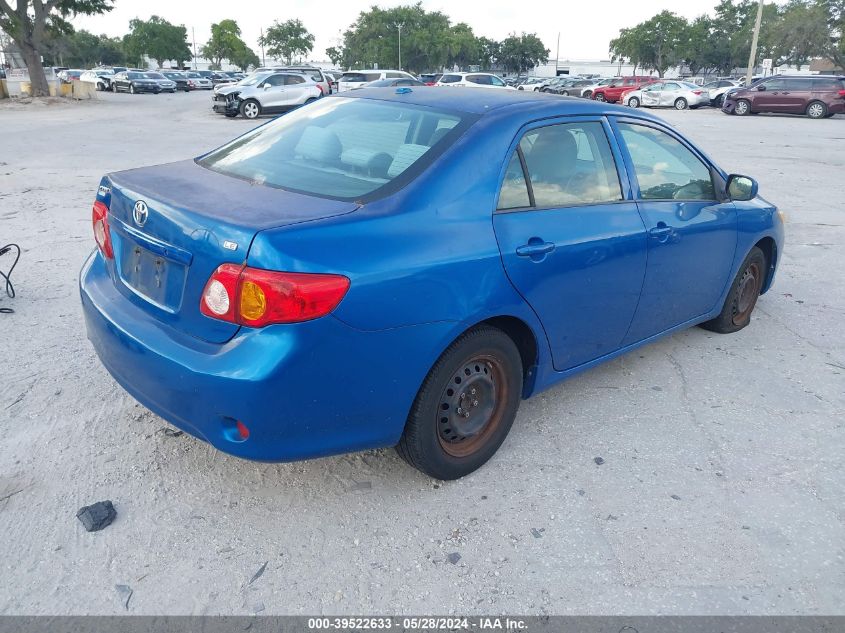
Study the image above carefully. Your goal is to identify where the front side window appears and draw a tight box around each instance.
[199,98,471,200]
[762,78,787,90]
[617,123,715,200]
[512,121,622,208]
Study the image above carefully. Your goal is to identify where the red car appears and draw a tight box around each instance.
[593,76,657,103]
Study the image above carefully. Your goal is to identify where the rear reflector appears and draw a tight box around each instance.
[92,200,113,259]
[838,90,845,97]
[201,265,350,327]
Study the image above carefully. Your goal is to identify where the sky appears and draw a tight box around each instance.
[71,0,721,63]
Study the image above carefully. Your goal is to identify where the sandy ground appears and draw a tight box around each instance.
[0,91,843,615]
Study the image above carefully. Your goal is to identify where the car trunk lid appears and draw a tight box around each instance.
[104,159,358,343]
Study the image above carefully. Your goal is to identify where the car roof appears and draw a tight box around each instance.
[337,86,667,120]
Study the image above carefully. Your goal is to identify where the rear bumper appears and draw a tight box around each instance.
[79,252,450,462]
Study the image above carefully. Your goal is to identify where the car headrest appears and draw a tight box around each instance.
[295,127,342,163]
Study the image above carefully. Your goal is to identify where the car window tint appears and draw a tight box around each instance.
[519,122,622,208]
[785,78,812,90]
[490,76,505,87]
[284,75,305,85]
[440,74,461,83]
[811,77,841,90]
[497,151,531,210]
[199,98,469,200]
[763,78,787,90]
[618,123,715,201]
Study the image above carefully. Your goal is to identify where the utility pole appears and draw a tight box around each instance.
[191,27,197,70]
[555,32,560,76]
[260,28,265,66]
[397,23,403,70]
[745,0,764,86]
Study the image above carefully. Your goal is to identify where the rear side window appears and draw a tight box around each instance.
[199,98,472,201]
[785,78,812,90]
[497,152,531,210]
[467,75,489,85]
[812,77,845,90]
[618,123,715,201]
[440,74,461,83]
[503,122,622,209]
[284,75,305,85]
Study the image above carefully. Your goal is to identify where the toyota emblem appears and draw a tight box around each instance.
[133,200,148,227]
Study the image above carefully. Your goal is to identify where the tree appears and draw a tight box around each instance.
[229,40,259,72]
[637,11,689,77]
[259,18,314,65]
[765,0,831,68]
[326,45,344,67]
[337,3,454,73]
[201,19,244,69]
[125,15,191,68]
[447,22,480,71]
[498,32,549,76]
[0,0,113,96]
[477,36,500,70]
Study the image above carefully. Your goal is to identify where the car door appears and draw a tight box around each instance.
[751,77,788,111]
[640,82,663,107]
[260,73,287,109]
[782,77,813,113]
[492,118,648,371]
[658,82,682,106]
[612,119,738,344]
[281,74,308,105]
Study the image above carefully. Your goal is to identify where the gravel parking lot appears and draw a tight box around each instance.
[1,91,843,616]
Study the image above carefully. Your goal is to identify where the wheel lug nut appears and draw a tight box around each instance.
[457,407,463,415]
[471,388,476,395]
[472,400,478,406]
[464,412,470,418]
[460,393,465,400]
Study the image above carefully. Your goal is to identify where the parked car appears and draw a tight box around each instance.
[722,75,845,119]
[185,72,213,90]
[111,71,161,94]
[57,69,83,82]
[80,69,113,91]
[325,71,343,92]
[81,89,783,480]
[437,72,514,89]
[578,77,617,99]
[162,71,190,92]
[209,72,232,85]
[253,66,333,94]
[702,79,741,106]
[544,78,594,96]
[420,73,443,86]
[517,77,547,91]
[622,81,709,110]
[363,78,426,88]
[145,71,177,93]
[338,70,416,91]
[212,71,322,119]
[592,76,657,103]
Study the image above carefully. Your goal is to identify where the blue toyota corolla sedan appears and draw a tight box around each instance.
[80,88,784,479]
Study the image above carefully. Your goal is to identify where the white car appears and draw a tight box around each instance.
[337,70,416,91]
[702,79,742,106]
[212,71,322,119]
[577,77,618,99]
[80,69,114,91]
[185,72,213,90]
[436,72,514,89]
[622,81,709,110]
[517,77,547,91]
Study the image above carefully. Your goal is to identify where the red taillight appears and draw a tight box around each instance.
[92,200,113,259]
[838,90,845,97]
[316,84,324,94]
[200,265,350,327]
[693,90,703,95]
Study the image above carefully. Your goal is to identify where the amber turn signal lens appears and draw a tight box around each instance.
[239,280,267,321]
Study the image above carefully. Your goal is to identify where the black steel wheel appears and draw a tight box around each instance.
[701,246,766,334]
[397,326,523,480]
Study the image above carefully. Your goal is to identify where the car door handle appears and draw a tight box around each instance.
[516,241,555,257]
[649,223,673,243]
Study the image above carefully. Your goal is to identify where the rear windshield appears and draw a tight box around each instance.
[342,72,380,83]
[198,97,474,201]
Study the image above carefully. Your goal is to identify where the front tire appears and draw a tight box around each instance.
[674,97,688,110]
[628,96,640,108]
[240,99,260,119]
[734,99,751,116]
[594,93,606,102]
[806,101,827,119]
[129,83,135,94]
[700,247,766,334]
[396,326,523,480]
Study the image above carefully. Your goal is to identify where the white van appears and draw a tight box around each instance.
[337,70,416,91]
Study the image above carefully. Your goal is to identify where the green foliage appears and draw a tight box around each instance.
[229,40,260,72]
[259,18,314,65]
[42,28,125,66]
[201,19,244,69]
[498,32,549,75]
[125,15,191,68]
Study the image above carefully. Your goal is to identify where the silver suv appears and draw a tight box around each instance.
[253,66,332,95]
[212,71,323,119]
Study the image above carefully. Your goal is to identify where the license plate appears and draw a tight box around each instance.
[119,242,186,311]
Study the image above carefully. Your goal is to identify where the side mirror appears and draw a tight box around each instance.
[726,174,758,201]
[756,85,766,91]
[262,83,271,90]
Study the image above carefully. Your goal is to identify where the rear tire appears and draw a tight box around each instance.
[129,84,135,94]
[674,97,688,110]
[700,247,766,334]
[806,101,827,119]
[734,99,751,116]
[396,326,523,480]
[240,99,260,119]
